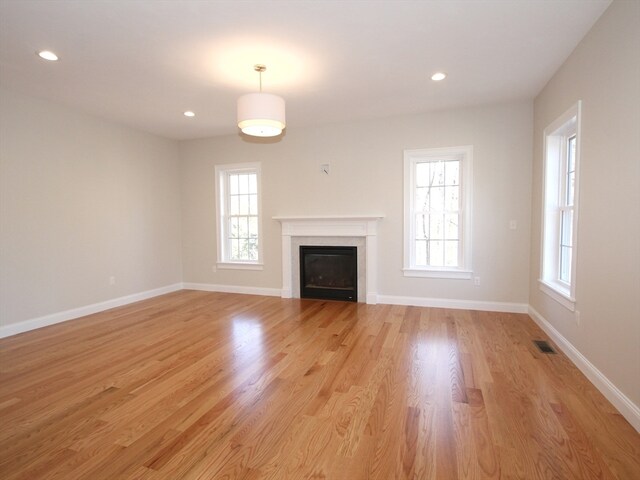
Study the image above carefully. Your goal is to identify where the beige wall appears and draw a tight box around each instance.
[530,0,640,406]
[0,88,183,327]
[180,100,533,305]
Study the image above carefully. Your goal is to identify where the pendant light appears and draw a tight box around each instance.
[237,64,286,137]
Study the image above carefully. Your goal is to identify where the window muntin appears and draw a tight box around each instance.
[540,102,581,309]
[216,163,262,267]
[226,171,259,261]
[404,146,472,279]
[414,159,461,267]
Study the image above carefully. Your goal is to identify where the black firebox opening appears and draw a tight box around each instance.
[300,245,357,302]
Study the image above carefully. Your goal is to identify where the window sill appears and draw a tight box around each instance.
[538,279,575,311]
[403,268,472,280]
[217,262,264,271]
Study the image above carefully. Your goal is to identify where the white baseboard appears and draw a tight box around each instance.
[528,306,640,433]
[182,282,281,297]
[377,294,528,313]
[0,283,183,339]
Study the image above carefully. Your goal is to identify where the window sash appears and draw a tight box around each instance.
[565,135,576,206]
[226,214,259,261]
[558,207,573,284]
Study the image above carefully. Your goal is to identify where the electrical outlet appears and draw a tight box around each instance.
[473,276,481,286]
[212,265,217,273]
[320,164,330,175]
[509,220,517,230]
[109,276,116,285]
[575,309,581,325]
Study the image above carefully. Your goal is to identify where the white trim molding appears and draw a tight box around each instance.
[403,268,473,280]
[378,294,528,313]
[182,282,281,297]
[215,162,263,266]
[217,262,264,271]
[0,283,183,339]
[273,215,384,304]
[403,145,473,278]
[540,101,581,310]
[528,306,640,433]
[538,279,576,312]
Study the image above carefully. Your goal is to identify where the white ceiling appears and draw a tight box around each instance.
[0,0,611,140]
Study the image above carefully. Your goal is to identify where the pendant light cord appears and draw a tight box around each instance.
[254,64,266,93]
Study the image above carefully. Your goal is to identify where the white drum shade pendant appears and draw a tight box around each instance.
[237,65,286,137]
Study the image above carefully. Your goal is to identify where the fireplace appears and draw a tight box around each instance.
[300,245,357,302]
[274,215,383,304]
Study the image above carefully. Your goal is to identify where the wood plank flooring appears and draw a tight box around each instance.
[0,290,638,479]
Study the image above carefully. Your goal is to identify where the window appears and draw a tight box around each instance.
[215,163,263,269]
[403,146,472,279]
[540,101,581,310]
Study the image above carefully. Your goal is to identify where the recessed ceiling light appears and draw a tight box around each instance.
[431,72,447,81]
[183,111,195,117]
[37,50,59,61]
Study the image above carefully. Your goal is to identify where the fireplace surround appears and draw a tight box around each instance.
[273,216,383,304]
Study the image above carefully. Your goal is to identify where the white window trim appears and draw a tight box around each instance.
[539,279,576,311]
[402,268,473,279]
[403,145,473,279]
[539,101,581,311]
[215,162,263,270]
[217,262,264,270]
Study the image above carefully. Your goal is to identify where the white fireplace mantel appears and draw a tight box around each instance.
[274,215,384,304]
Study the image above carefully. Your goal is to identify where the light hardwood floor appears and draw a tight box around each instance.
[0,290,638,479]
